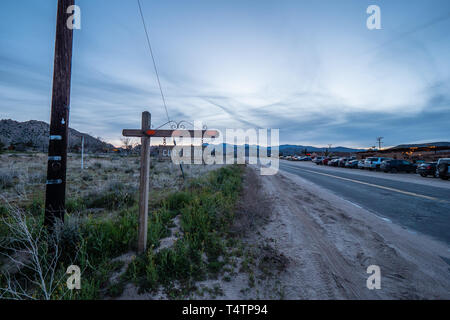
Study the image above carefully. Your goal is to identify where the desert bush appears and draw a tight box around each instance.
[79,209,138,262]
[85,182,136,210]
[92,162,102,169]
[164,191,192,211]
[0,205,139,300]
[28,172,46,184]
[0,207,75,299]
[65,198,86,214]
[26,198,44,216]
[0,170,15,189]
[0,204,8,216]
[81,173,93,182]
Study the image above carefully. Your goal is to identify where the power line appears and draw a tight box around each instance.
[137,0,170,123]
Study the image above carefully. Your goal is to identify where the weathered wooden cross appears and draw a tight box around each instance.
[122,111,219,253]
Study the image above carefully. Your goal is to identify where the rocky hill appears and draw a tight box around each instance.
[0,119,114,152]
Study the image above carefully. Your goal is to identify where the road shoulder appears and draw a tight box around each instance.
[250,165,450,299]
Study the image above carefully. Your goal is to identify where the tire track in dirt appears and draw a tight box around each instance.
[252,166,450,299]
[266,173,376,299]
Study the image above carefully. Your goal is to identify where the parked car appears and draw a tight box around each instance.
[380,160,415,173]
[337,158,348,167]
[345,159,359,168]
[313,156,325,165]
[363,157,375,169]
[299,156,312,161]
[338,157,356,167]
[322,157,331,165]
[329,158,340,166]
[436,158,450,180]
[364,157,393,170]
[416,162,437,177]
[357,160,365,169]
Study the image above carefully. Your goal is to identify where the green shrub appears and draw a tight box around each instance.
[164,191,192,211]
[85,184,136,210]
[26,198,44,216]
[80,209,138,262]
[92,162,102,169]
[0,170,15,189]
[0,204,8,215]
[126,165,244,295]
[66,197,86,213]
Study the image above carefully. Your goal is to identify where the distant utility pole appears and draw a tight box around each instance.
[44,0,75,229]
[376,137,384,150]
[81,136,84,169]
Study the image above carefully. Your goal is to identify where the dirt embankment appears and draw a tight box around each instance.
[240,166,450,299]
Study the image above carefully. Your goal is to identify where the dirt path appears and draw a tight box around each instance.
[249,165,450,299]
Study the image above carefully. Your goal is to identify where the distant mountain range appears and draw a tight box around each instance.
[0,119,368,154]
[206,143,365,155]
[0,119,114,152]
[278,144,365,154]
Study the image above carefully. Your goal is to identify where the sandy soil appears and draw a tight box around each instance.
[251,165,450,299]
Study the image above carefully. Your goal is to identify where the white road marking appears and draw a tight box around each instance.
[346,200,362,209]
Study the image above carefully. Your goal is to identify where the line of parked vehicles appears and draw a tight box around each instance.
[281,155,312,161]
[282,155,450,180]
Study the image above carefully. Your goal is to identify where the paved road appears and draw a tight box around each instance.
[279,161,450,245]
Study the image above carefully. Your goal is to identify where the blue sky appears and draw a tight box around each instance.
[0,0,449,148]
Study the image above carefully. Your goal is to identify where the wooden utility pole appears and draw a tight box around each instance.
[138,111,151,253]
[123,112,218,253]
[44,0,75,228]
[81,136,84,169]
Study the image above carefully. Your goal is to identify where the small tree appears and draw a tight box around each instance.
[121,137,132,151]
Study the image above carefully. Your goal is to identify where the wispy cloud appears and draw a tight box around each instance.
[1,0,449,148]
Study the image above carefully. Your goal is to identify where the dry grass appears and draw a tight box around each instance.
[0,152,244,300]
[0,152,223,208]
[0,152,235,300]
